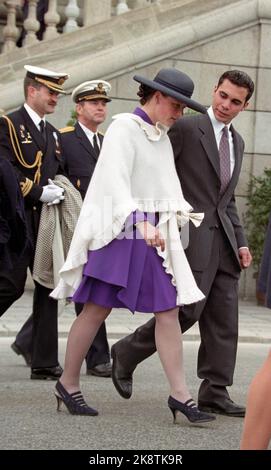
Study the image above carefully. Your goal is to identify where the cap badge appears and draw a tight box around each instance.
[96,83,105,92]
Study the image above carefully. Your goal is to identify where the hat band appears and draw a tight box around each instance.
[27,71,64,85]
[77,90,107,100]
[154,77,192,98]
[77,93,109,102]
[34,77,64,92]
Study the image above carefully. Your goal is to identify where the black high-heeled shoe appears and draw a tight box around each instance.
[55,380,98,416]
[168,395,216,424]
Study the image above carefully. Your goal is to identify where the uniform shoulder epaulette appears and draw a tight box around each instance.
[59,126,75,134]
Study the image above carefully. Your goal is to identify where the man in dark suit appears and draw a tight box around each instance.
[0,157,28,271]
[0,64,68,379]
[59,80,112,377]
[110,70,254,417]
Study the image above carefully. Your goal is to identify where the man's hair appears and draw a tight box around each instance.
[23,76,42,99]
[217,70,254,102]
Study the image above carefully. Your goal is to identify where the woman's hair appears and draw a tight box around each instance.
[137,84,157,105]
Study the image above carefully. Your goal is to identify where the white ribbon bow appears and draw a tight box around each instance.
[177,211,204,228]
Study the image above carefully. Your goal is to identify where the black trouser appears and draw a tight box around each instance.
[0,247,58,368]
[113,228,240,403]
[0,249,29,317]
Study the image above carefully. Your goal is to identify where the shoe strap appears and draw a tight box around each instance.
[184,398,197,408]
[70,390,89,408]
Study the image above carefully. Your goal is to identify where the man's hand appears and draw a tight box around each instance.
[239,247,252,269]
[136,221,165,252]
[39,179,64,205]
[47,196,65,206]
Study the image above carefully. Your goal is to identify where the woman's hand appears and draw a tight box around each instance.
[136,221,165,252]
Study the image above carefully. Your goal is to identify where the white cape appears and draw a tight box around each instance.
[51,113,205,305]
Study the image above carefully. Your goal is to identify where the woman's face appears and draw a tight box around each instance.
[155,92,186,127]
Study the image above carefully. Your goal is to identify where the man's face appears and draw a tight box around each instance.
[29,85,59,116]
[212,79,249,124]
[156,92,186,127]
[77,99,107,129]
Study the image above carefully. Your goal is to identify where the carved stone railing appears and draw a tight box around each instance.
[0,0,161,54]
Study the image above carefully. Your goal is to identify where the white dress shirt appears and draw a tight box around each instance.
[24,103,45,131]
[78,122,99,149]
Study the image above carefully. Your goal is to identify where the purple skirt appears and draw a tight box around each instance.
[72,228,177,313]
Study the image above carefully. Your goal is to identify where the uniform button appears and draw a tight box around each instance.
[33,206,36,210]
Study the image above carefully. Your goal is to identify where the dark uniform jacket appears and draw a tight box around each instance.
[0,106,64,246]
[0,106,64,209]
[0,158,28,269]
[60,122,103,200]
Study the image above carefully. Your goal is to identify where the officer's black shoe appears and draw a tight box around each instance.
[86,362,112,378]
[31,365,63,380]
[11,342,32,367]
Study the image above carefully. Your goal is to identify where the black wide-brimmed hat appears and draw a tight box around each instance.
[133,68,206,114]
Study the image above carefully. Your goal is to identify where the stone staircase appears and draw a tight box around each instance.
[0,0,246,114]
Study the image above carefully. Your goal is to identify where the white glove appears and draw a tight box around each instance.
[40,179,64,204]
[47,196,65,206]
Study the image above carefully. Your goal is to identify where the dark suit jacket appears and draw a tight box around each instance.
[168,113,247,272]
[257,211,271,308]
[61,122,103,200]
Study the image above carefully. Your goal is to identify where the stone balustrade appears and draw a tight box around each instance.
[0,0,160,54]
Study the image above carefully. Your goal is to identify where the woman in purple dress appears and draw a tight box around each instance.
[51,68,215,425]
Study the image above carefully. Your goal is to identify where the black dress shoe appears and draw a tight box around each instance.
[31,365,63,380]
[111,344,133,399]
[198,398,246,417]
[86,362,112,378]
[11,342,32,367]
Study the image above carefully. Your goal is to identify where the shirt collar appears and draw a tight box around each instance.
[78,121,96,140]
[207,106,232,135]
[24,103,45,129]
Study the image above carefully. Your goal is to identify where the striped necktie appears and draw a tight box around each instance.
[219,126,231,195]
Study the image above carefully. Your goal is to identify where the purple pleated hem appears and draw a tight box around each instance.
[72,229,178,314]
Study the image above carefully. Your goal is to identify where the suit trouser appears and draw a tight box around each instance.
[0,250,28,317]
[15,304,110,369]
[113,228,240,402]
[0,248,58,368]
